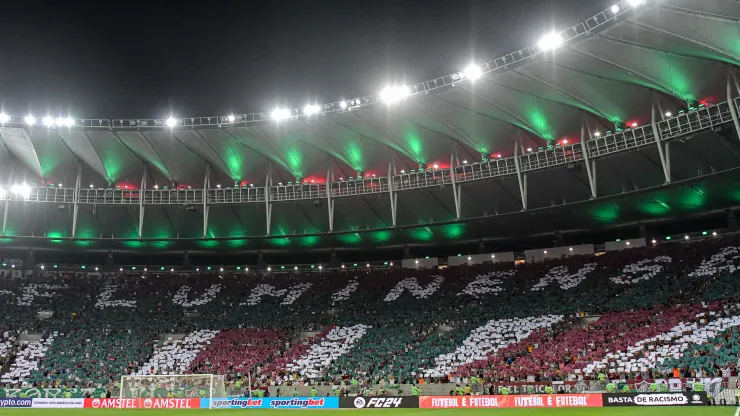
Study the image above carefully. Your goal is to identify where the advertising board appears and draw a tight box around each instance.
[0,398,33,408]
[419,394,603,409]
[207,397,338,409]
[31,398,84,408]
[603,392,708,406]
[83,398,201,409]
[340,397,419,409]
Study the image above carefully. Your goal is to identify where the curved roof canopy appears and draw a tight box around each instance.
[1,0,740,253]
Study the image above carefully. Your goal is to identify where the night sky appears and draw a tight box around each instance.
[0,0,615,119]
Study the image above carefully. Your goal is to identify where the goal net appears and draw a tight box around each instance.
[120,374,228,400]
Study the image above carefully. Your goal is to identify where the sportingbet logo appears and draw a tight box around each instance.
[211,398,326,409]
[355,397,404,408]
[212,399,263,408]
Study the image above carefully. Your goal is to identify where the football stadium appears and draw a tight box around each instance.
[1,0,740,414]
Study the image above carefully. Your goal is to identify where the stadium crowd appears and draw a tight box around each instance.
[0,236,737,397]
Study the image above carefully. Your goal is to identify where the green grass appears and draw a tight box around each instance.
[0,409,733,415]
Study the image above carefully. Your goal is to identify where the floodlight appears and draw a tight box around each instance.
[462,160,467,164]
[267,267,271,271]
[713,231,717,236]
[433,164,439,169]
[467,256,472,260]
[627,0,645,7]
[341,264,345,268]
[11,183,31,199]
[43,116,54,126]
[415,260,419,264]
[318,265,322,269]
[527,147,533,152]
[24,115,36,125]
[400,169,405,174]
[227,114,236,122]
[166,117,177,128]
[271,108,291,121]
[55,117,65,126]
[0,113,9,124]
[610,5,620,13]
[664,112,672,117]
[651,239,657,244]
[366,263,370,267]
[339,101,348,109]
[0,187,5,198]
[294,266,298,270]
[594,131,601,137]
[631,122,638,127]
[684,235,689,240]
[463,64,483,81]
[64,117,74,127]
[537,32,564,51]
[379,85,410,103]
[562,139,568,145]
[303,104,321,115]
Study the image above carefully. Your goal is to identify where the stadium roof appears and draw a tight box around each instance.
[1,0,740,254]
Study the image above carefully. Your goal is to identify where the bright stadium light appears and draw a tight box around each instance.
[0,187,5,198]
[303,104,321,115]
[594,131,601,137]
[631,122,638,127]
[379,85,410,103]
[537,32,564,51]
[43,116,54,126]
[0,113,9,124]
[339,101,348,109]
[11,183,31,199]
[271,108,291,121]
[463,64,483,81]
[55,117,65,126]
[627,0,645,7]
[665,111,672,117]
[227,114,236,123]
[166,117,178,128]
[24,115,36,125]
[611,5,620,13]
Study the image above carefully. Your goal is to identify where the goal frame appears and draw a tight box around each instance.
[120,374,216,409]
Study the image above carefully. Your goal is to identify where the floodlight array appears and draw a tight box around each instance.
[0,1,645,128]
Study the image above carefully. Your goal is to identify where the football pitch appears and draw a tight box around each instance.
[0,409,735,416]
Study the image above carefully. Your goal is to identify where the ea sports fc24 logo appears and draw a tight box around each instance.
[354,397,405,408]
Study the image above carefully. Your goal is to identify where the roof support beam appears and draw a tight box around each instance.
[654,4,740,24]
[265,170,272,236]
[72,161,82,238]
[568,47,689,102]
[581,121,597,199]
[624,20,740,65]
[450,154,461,219]
[460,86,547,138]
[513,137,528,211]
[651,104,671,184]
[508,70,612,122]
[138,167,146,239]
[728,70,740,145]
[413,104,482,155]
[2,166,12,236]
[326,170,335,232]
[202,164,210,238]
[388,164,397,227]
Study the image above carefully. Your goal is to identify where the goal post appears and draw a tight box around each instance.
[120,374,227,406]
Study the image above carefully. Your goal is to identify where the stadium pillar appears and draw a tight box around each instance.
[513,137,527,210]
[450,154,461,219]
[388,164,397,227]
[138,168,146,239]
[72,161,82,238]
[326,170,335,232]
[23,249,34,271]
[651,104,671,184]
[203,164,210,238]
[2,167,12,237]
[727,70,740,142]
[265,171,272,236]
[728,210,738,232]
[581,121,597,199]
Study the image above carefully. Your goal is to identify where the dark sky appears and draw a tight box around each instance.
[0,0,615,119]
